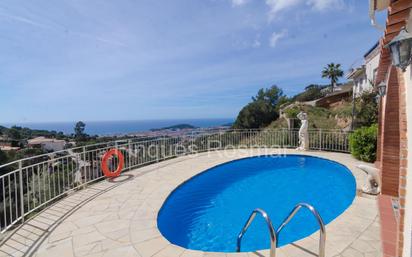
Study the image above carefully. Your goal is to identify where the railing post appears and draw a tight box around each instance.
[319,129,322,150]
[189,131,195,154]
[219,131,222,150]
[18,160,25,223]
[82,146,86,183]
[128,139,132,169]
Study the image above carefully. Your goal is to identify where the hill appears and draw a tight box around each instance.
[0,125,68,141]
[150,124,198,131]
[267,101,353,130]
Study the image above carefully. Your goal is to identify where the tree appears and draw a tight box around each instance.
[321,63,344,93]
[0,149,8,166]
[234,85,286,129]
[354,91,378,128]
[7,126,22,140]
[74,121,87,142]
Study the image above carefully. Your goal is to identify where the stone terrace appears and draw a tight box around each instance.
[0,149,382,257]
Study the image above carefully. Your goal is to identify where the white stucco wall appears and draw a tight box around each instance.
[353,73,368,97]
[351,49,380,98]
[402,65,412,257]
[365,52,380,90]
[401,14,412,257]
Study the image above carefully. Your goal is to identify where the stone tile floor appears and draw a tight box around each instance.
[0,149,382,257]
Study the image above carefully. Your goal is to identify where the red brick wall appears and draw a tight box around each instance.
[376,0,411,196]
[380,66,401,197]
[375,1,411,255]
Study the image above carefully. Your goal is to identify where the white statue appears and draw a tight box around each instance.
[358,164,380,195]
[296,111,309,151]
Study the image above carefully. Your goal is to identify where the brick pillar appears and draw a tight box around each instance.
[381,66,401,197]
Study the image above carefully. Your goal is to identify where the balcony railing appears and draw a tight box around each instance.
[0,129,351,235]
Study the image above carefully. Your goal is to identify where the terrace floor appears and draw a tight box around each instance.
[0,149,381,257]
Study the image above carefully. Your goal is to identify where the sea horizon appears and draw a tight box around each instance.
[0,118,234,136]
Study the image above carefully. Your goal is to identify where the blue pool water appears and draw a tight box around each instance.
[157,155,356,252]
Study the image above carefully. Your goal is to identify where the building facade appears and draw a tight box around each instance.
[27,136,66,152]
[347,42,380,97]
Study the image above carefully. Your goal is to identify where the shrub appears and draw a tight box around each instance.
[349,124,377,162]
[284,107,300,119]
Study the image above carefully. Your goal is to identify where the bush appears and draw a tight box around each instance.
[349,124,377,162]
[284,107,300,119]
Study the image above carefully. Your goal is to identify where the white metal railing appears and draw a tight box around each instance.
[0,129,351,234]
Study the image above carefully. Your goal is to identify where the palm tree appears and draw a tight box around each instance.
[322,63,344,93]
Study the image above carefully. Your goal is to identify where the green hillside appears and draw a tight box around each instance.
[268,101,353,130]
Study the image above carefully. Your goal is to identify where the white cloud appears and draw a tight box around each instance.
[252,40,261,48]
[266,0,300,21]
[265,0,344,21]
[307,0,344,11]
[231,0,250,7]
[269,30,287,47]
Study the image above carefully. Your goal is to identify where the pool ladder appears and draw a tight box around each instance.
[236,203,326,257]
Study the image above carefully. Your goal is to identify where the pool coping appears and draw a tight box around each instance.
[0,149,382,257]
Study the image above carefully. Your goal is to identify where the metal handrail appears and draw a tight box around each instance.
[236,208,277,257]
[276,203,326,257]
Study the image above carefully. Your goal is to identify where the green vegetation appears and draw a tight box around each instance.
[321,63,344,93]
[0,121,96,167]
[0,125,68,146]
[354,91,378,127]
[349,124,378,162]
[284,108,300,119]
[233,85,287,129]
[74,121,88,142]
[268,104,349,130]
[0,149,7,164]
[290,84,326,102]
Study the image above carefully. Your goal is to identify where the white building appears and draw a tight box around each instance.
[346,42,380,97]
[28,137,66,152]
[364,42,380,90]
[346,65,366,97]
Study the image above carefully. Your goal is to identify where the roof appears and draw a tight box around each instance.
[326,83,353,96]
[346,66,366,79]
[363,42,380,59]
[28,136,66,145]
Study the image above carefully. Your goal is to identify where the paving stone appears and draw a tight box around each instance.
[0,150,382,257]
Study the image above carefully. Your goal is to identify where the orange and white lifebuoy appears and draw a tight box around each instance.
[101,149,124,178]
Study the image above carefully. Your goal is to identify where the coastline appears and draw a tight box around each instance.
[1,118,234,136]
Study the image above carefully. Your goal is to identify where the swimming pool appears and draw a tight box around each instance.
[157,155,356,252]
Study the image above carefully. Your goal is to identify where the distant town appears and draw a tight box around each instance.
[0,122,232,165]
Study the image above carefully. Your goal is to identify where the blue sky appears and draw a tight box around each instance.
[0,0,385,123]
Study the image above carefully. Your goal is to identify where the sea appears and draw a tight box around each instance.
[1,118,234,136]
